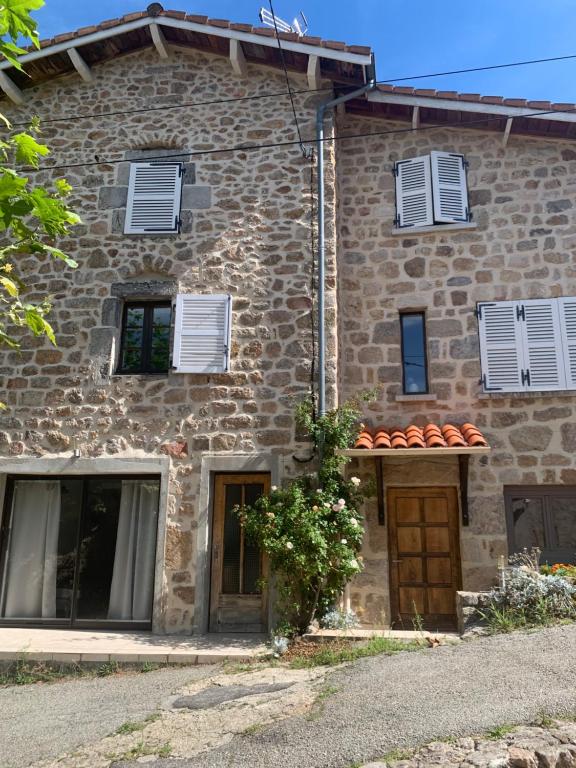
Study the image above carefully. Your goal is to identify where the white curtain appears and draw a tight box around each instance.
[3,480,61,618]
[108,480,159,621]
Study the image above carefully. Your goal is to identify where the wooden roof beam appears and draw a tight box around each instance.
[150,23,169,59]
[307,54,320,90]
[229,38,246,76]
[0,71,25,105]
[67,47,93,82]
[412,105,420,129]
[503,117,513,146]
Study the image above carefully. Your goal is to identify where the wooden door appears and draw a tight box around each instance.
[388,487,461,631]
[209,474,270,633]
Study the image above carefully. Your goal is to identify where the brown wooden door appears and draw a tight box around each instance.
[209,474,270,633]
[388,486,461,631]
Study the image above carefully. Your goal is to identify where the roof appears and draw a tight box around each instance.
[0,5,372,102]
[345,423,489,456]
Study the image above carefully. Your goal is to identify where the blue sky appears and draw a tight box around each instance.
[34,0,576,103]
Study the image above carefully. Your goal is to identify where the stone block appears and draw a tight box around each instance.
[98,186,128,209]
[509,426,553,452]
[89,327,115,358]
[110,280,177,298]
[101,297,122,327]
[181,186,212,209]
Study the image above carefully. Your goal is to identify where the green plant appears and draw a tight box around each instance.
[115,714,160,736]
[486,724,515,740]
[240,393,375,634]
[97,661,119,677]
[289,636,417,669]
[0,1,80,369]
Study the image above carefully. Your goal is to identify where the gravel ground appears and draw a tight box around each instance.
[121,624,576,768]
[0,664,214,768]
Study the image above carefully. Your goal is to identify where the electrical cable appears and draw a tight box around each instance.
[267,0,307,156]
[9,50,576,128]
[22,101,576,174]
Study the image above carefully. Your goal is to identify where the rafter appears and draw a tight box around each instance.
[502,117,513,146]
[229,38,246,76]
[0,72,25,105]
[150,23,169,59]
[307,54,320,90]
[67,47,93,82]
[412,105,420,129]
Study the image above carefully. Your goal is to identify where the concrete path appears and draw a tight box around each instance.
[123,624,576,768]
[0,664,215,768]
[0,628,268,664]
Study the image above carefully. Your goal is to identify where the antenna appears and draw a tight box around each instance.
[258,7,309,36]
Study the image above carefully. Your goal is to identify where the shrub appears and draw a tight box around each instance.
[480,566,576,632]
[240,393,374,634]
[319,609,360,630]
[540,563,576,583]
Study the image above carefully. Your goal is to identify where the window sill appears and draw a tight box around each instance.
[395,394,438,403]
[478,389,576,400]
[391,222,478,236]
[111,373,169,380]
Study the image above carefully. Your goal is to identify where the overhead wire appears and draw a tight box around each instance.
[22,101,576,174]
[8,50,576,128]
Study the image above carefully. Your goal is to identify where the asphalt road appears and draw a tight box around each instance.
[117,624,576,768]
[0,664,214,768]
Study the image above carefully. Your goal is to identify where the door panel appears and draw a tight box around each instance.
[389,487,461,631]
[209,474,270,633]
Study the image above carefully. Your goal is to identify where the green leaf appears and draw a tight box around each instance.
[0,276,18,296]
[12,131,49,167]
[1,0,44,50]
[43,244,77,268]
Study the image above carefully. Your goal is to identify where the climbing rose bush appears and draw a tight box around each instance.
[239,393,374,635]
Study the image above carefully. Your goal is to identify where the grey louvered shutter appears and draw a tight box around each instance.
[520,299,566,391]
[172,294,232,373]
[394,155,433,228]
[557,297,576,389]
[478,301,525,392]
[430,151,469,223]
[124,162,183,234]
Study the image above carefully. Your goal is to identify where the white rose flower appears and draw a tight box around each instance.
[350,477,361,487]
[285,541,294,550]
[312,505,319,511]
[350,558,359,569]
[332,504,341,512]
[324,502,331,508]
[271,485,278,491]
[350,519,359,527]
[338,499,346,506]
[316,488,322,493]
[341,538,348,545]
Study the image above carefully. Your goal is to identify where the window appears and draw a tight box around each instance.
[124,162,183,234]
[394,151,470,228]
[505,487,576,565]
[400,312,429,394]
[118,301,172,374]
[0,475,160,627]
[477,297,576,393]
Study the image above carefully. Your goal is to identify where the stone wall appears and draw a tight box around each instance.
[0,46,336,633]
[336,113,576,610]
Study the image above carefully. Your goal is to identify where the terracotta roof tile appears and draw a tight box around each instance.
[353,423,489,450]
[185,14,209,23]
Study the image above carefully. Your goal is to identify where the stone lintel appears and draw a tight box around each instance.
[110,280,178,299]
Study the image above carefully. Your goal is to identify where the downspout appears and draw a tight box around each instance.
[316,75,376,417]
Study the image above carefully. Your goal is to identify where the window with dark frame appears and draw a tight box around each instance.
[400,312,429,395]
[118,301,172,374]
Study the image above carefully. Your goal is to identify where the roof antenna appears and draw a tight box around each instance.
[258,7,309,36]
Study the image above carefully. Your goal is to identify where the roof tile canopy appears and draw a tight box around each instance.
[354,423,488,450]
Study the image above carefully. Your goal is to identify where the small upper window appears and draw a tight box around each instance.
[394,151,469,229]
[400,312,429,394]
[118,301,172,374]
[124,162,183,235]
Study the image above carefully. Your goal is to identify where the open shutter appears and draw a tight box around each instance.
[478,301,525,392]
[557,297,576,390]
[430,151,469,223]
[172,294,231,373]
[124,162,183,234]
[520,299,566,391]
[394,155,433,228]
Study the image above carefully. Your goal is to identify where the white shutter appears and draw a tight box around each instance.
[520,299,566,391]
[394,155,434,228]
[478,301,525,392]
[557,297,576,389]
[124,162,183,234]
[172,294,231,374]
[430,151,469,223]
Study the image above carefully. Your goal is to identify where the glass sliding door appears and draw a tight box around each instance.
[0,475,160,628]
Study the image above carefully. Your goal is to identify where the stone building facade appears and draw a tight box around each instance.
[0,8,574,634]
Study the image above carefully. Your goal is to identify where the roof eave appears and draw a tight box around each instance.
[337,447,491,457]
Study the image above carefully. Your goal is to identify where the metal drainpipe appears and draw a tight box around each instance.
[316,78,376,417]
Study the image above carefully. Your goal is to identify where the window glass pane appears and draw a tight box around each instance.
[243,484,264,594]
[150,306,171,372]
[153,306,171,327]
[126,307,144,328]
[548,498,576,563]
[511,497,545,551]
[222,485,242,594]
[401,313,428,394]
[121,347,142,372]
